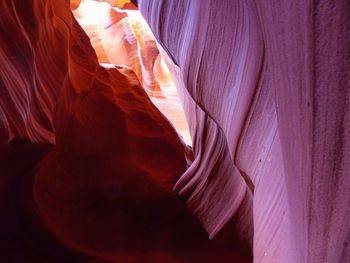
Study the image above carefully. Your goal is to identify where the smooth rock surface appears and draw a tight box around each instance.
[138,0,350,262]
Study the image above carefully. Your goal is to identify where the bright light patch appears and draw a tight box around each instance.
[73,0,192,146]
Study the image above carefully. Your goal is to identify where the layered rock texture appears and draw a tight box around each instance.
[0,0,349,262]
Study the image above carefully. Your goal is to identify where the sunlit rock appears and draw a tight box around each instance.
[73,0,190,144]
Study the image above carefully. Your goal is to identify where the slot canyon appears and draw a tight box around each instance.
[0,0,349,262]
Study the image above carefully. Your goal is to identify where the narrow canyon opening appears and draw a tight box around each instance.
[72,0,192,145]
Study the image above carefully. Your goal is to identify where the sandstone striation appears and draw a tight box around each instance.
[0,0,349,262]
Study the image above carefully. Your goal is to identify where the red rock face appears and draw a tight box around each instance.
[1,0,349,262]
